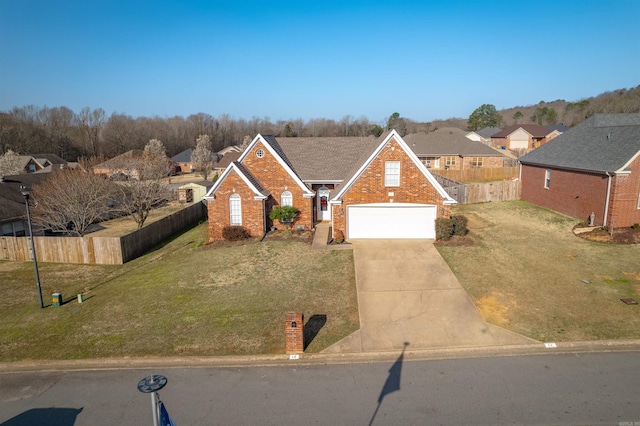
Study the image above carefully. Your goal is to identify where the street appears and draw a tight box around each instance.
[1,351,639,425]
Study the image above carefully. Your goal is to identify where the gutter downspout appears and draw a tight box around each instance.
[260,198,268,242]
[603,172,612,228]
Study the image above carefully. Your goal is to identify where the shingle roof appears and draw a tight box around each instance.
[0,172,56,223]
[277,136,382,181]
[171,148,193,163]
[476,127,502,138]
[215,151,241,169]
[519,114,640,173]
[492,124,552,138]
[404,128,506,157]
[233,161,270,197]
[32,153,67,165]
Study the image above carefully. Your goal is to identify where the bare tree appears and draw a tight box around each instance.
[0,150,24,176]
[31,169,118,236]
[191,134,214,180]
[77,107,105,156]
[144,138,167,158]
[111,151,170,229]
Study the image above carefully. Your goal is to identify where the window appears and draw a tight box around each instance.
[423,157,439,168]
[544,169,551,189]
[471,157,483,167]
[385,161,400,186]
[256,149,264,158]
[229,194,242,225]
[445,156,456,167]
[637,193,640,209]
[281,191,293,207]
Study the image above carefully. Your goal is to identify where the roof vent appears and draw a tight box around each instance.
[607,133,611,140]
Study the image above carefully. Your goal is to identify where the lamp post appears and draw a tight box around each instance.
[20,185,44,309]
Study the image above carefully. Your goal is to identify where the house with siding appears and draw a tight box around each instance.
[520,113,640,228]
[404,127,509,170]
[204,130,455,241]
[491,124,559,150]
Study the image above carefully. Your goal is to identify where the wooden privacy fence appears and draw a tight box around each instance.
[434,175,521,204]
[434,166,519,183]
[0,202,207,265]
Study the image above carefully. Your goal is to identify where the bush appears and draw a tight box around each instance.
[633,223,639,230]
[269,206,299,223]
[334,229,345,243]
[436,215,469,240]
[222,225,251,241]
[451,215,469,236]
[435,217,454,241]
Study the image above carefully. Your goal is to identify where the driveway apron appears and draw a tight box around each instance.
[324,240,536,353]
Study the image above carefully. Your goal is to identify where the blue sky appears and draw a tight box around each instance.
[1,0,638,124]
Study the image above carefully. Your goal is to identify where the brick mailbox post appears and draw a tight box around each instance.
[285,311,304,354]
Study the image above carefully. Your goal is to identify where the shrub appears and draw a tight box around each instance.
[451,215,469,236]
[334,229,345,243]
[435,217,454,241]
[222,225,251,241]
[633,223,639,230]
[269,206,299,224]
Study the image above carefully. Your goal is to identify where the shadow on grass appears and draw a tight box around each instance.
[1,407,83,426]
[304,314,327,349]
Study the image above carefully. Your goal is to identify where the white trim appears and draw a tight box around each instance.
[331,130,456,204]
[229,194,242,226]
[615,149,640,174]
[203,163,268,201]
[238,134,315,197]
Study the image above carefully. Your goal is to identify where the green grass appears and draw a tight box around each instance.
[0,224,358,361]
[437,201,640,342]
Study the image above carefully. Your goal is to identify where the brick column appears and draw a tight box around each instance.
[285,311,304,354]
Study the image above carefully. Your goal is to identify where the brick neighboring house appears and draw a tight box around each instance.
[171,148,195,173]
[492,124,559,150]
[204,130,456,241]
[520,113,640,228]
[404,127,509,170]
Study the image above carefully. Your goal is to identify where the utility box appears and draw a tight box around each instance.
[285,311,304,354]
[52,292,62,307]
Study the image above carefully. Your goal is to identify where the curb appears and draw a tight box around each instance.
[2,339,640,373]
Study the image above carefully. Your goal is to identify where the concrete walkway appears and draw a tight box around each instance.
[324,239,537,353]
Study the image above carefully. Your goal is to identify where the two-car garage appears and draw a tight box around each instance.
[346,203,437,239]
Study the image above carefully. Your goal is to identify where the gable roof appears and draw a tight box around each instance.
[404,128,506,157]
[331,130,455,204]
[171,148,193,163]
[492,124,552,139]
[238,134,314,197]
[93,150,144,169]
[204,161,270,200]
[519,114,640,174]
[276,136,381,182]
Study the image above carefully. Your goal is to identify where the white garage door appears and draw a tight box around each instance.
[347,203,437,239]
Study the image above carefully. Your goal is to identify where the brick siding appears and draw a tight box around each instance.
[521,163,640,227]
[332,137,450,238]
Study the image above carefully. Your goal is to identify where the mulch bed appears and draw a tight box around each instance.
[574,225,640,244]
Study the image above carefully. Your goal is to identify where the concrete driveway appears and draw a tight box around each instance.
[324,240,536,353]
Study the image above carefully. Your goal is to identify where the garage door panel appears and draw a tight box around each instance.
[347,204,436,239]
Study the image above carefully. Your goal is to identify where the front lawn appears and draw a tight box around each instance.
[0,225,358,361]
[437,201,640,342]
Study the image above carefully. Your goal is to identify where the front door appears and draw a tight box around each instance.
[317,187,330,221]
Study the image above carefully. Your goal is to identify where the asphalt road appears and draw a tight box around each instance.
[1,351,639,425]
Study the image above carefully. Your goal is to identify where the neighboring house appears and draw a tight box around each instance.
[18,156,46,173]
[465,127,502,144]
[178,181,213,204]
[491,124,558,150]
[545,124,569,134]
[217,145,242,156]
[204,130,456,241]
[171,148,195,173]
[213,151,241,174]
[404,127,509,170]
[520,113,640,228]
[93,150,176,179]
[0,172,53,236]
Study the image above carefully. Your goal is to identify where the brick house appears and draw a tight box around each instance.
[404,127,509,170]
[492,124,559,150]
[204,130,456,241]
[520,114,640,228]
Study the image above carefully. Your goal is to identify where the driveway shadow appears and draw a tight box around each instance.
[1,407,83,426]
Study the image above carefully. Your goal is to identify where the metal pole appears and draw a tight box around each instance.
[150,391,159,426]
[22,189,43,309]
